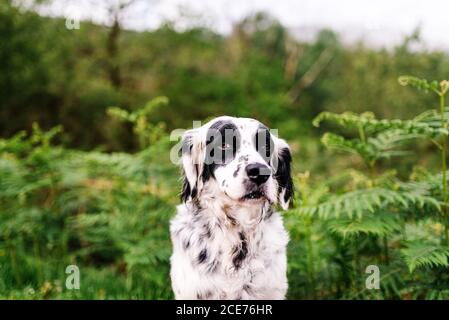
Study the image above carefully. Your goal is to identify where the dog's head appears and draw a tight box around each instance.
[180,116,293,210]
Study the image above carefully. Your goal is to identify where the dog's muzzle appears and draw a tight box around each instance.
[246,163,271,185]
[241,163,271,200]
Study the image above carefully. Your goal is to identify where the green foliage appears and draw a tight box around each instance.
[314,112,447,139]
[107,97,169,148]
[399,76,449,96]
[401,242,449,272]
[286,75,449,299]
[2,1,449,300]
[3,1,449,149]
[320,131,421,165]
[328,211,402,238]
[0,120,177,299]
[296,187,439,219]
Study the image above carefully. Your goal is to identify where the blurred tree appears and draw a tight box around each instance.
[94,0,139,88]
[1,3,449,152]
[0,1,51,135]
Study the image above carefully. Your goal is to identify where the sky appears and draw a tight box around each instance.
[37,0,449,50]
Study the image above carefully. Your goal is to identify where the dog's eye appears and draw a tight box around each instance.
[254,129,274,161]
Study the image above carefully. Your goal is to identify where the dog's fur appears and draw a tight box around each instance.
[169,116,293,300]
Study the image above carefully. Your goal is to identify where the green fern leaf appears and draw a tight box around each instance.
[295,187,440,219]
[328,211,402,238]
[401,242,449,273]
[314,111,447,137]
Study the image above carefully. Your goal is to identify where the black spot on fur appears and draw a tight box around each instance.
[275,147,294,206]
[264,207,274,220]
[232,232,248,269]
[183,239,190,249]
[206,259,221,273]
[200,223,212,240]
[180,133,196,201]
[192,202,202,215]
[214,220,223,231]
[180,176,191,202]
[198,248,208,264]
[180,155,198,203]
[191,186,197,199]
[197,291,213,300]
[233,164,241,177]
[201,162,213,183]
[227,215,237,226]
[243,284,253,295]
[202,120,240,182]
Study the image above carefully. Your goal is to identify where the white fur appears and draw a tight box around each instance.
[170,116,291,300]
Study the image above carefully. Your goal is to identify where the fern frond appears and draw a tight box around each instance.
[398,76,439,93]
[321,132,374,161]
[321,130,420,164]
[401,170,449,203]
[313,111,375,128]
[413,107,449,142]
[328,211,402,238]
[368,129,420,157]
[107,97,169,123]
[135,96,169,118]
[401,242,449,273]
[295,187,440,219]
[424,289,449,300]
[0,131,29,154]
[414,106,449,124]
[314,111,447,137]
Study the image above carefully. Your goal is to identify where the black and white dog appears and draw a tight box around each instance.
[170,116,293,300]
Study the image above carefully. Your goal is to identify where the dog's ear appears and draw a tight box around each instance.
[180,129,204,202]
[274,139,294,210]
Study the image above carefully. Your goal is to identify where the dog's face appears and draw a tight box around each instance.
[180,116,293,209]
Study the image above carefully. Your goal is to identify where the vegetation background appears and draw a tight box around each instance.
[1,0,449,299]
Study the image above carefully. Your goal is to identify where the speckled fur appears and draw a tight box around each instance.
[170,116,293,300]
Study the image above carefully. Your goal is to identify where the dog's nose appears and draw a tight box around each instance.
[246,163,270,185]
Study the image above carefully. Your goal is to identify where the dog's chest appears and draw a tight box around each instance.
[170,206,289,299]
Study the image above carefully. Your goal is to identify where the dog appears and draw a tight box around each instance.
[169,116,293,300]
